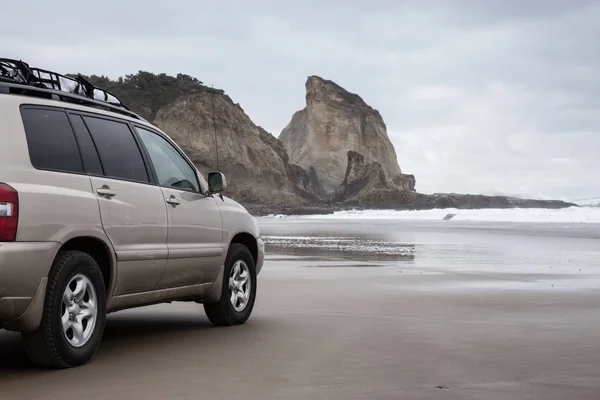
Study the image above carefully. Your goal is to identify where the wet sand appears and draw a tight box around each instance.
[1,218,599,399]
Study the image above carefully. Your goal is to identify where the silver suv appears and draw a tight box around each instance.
[0,59,264,368]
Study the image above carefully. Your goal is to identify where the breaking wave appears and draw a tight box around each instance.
[265,206,600,224]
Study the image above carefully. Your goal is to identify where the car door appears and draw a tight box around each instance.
[134,125,224,289]
[78,114,169,295]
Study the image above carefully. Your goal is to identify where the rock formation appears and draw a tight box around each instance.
[333,151,416,207]
[280,76,411,196]
[278,77,576,213]
[84,71,576,214]
[421,194,577,210]
[330,151,575,210]
[153,89,310,206]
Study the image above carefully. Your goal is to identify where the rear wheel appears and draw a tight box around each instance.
[204,244,257,326]
[22,250,106,368]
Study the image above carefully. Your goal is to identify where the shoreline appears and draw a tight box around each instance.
[244,202,581,218]
[243,192,578,217]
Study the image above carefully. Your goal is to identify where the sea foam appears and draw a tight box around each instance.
[264,206,600,224]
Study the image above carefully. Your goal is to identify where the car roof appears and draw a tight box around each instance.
[0,87,158,131]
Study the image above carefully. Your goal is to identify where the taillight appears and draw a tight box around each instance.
[0,183,18,241]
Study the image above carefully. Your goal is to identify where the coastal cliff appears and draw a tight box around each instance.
[153,91,310,206]
[80,71,576,214]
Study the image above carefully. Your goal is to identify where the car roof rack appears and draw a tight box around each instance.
[0,58,144,121]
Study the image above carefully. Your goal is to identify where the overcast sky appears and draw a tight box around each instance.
[2,0,599,200]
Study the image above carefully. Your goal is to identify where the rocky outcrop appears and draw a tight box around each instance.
[277,76,575,212]
[154,89,308,206]
[333,151,416,206]
[329,151,574,210]
[329,151,576,210]
[280,76,408,195]
[420,194,577,210]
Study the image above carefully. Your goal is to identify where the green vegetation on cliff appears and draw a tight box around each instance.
[75,71,208,121]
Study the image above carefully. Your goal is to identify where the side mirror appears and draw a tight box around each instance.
[207,171,226,194]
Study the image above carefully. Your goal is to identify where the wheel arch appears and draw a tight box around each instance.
[229,232,258,265]
[57,235,116,297]
[204,231,260,307]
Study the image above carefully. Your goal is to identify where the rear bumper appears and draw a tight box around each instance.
[0,241,59,330]
[256,237,265,275]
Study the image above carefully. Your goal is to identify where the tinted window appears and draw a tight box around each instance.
[20,108,84,173]
[83,116,149,183]
[69,115,104,176]
[135,127,199,192]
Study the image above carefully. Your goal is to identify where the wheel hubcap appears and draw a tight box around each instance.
[229,260,251,312]
[61,274,98,348]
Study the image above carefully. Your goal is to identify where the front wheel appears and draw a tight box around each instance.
[22,250,107,368]
[204,244,257,326]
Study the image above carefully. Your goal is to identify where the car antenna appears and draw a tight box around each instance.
[210,84,220,172]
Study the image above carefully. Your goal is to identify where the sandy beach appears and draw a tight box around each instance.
[1,216,599,399]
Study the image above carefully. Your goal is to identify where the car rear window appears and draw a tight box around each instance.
[83,116,149,183]
[20,107,84,174]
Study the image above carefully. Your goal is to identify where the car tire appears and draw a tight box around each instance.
[22,250,107,369]
[204,244,257,326]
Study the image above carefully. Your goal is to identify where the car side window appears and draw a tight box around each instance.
[135,127,200,192]
[83,116,150,183]
[68,114,104,176]
[20,107,84,174]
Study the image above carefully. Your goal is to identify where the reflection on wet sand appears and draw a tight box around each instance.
[263,234,416,262]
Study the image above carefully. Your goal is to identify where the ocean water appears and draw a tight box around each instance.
[258,206,600,291]
[264,206,600,224]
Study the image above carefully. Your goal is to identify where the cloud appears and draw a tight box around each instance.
[1,0,599,199]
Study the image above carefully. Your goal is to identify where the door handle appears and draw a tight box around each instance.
[166,196,180,206]
[96,186,116,197]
